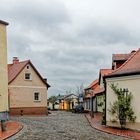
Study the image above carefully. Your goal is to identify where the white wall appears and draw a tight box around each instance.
[106,75,140,130]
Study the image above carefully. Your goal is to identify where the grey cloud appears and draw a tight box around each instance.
[1,0,140,96]
[78,21,140,46]
[0,0,70,26]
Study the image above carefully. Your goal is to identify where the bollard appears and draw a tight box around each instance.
[1,120,6,131]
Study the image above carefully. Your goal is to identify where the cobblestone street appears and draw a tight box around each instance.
[8,111,131,140]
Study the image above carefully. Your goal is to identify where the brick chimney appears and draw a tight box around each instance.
[13,57,19,64]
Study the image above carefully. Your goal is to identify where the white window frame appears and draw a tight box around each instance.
[34,92,41,102]
[25,73,32,80]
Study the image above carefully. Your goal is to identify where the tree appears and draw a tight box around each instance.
[108,83,136,129]
[48,96,57,110]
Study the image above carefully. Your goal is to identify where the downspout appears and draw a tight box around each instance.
[104,77,107,125]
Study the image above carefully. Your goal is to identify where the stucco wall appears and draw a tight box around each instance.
[0,23,9,112]
[97,95,104,113]
[100,77,104,88]
[106,75,140,130]
[10,64,46,87]
[9,64,48,109]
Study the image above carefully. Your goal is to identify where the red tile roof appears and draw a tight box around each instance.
[93,85,104,96]
[84,79,98,90]
[112,54,132,61]
[112,50,136,62]
[8,60,29,84]
[107,49,140,77]
[85,78,105,98]
[8,60,50,88]
[100,69,113,77]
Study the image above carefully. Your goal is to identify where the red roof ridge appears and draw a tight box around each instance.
[109,48,140,76]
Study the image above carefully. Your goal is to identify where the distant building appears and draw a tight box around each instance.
[60,94,78,110]
[0,20,9,120]
[8,58,50,115]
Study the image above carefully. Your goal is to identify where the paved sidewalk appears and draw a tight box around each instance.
[85,113,140,140]
[0,121,23,140]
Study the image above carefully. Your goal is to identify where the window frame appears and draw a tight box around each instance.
[25,73,32,80]
[34,92,41,102]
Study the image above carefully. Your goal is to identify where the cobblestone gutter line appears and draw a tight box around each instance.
[85,114,134,140]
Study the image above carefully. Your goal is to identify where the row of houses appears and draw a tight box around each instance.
[0,20,50,121]
[83,49,140,130]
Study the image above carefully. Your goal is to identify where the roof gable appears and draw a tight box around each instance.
[84,79,98,90]
[99,69,113,84]
[8,60,29,84]
[8,60,50,88]
[107,49,140,77]
[64,94,78,99]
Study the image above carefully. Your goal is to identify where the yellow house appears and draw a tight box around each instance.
[8,58,50,115]
[60,94,78,110]
[105,49,140,130]
[0,20,9,120]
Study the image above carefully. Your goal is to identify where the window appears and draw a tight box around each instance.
[34,92,40,101]
[25,73,31,80]
[27,65,29,69]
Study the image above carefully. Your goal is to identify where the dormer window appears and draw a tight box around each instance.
[25,73,31,80]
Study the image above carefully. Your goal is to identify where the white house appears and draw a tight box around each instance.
[105,48,140,130]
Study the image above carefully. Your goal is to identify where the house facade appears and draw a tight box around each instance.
[0,20,9,120]
[84,69,112,116]
[60,94,78,110]
[8,58,50,115]
[84,79,98,112]
[105,49,140,130]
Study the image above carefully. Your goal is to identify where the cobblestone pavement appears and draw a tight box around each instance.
[8,111,132,140]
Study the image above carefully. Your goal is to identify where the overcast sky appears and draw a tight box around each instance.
[1,0,140,97]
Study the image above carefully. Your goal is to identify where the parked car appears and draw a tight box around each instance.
[72,104,84,113]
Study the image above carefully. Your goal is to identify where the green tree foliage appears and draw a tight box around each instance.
[108,83,136,129]
[48,96,57,110]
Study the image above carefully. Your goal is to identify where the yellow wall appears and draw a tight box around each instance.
[9,63,48,108]
[0,23,9,112]
[59,102,69,110]
[106,75,140,130]
[60,96,78,110]
[97,95,104,112]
